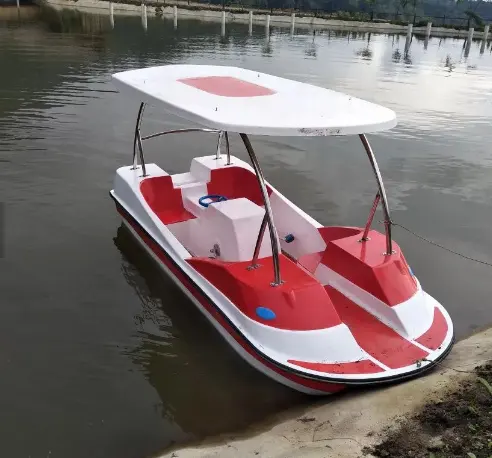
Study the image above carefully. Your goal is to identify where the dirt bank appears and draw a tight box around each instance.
[40,0,485,38]
[368,362,492,458]
[156,327,492,458]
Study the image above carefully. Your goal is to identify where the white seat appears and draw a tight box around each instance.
[182,197,271,262]
[180,182,208,217]
[203,198,271,262]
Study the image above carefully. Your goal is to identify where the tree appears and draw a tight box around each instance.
[456,0,484,28]
[464,9,483,28]
[364,0,377,19]
[395,0,409,19]
[411,0,419,24]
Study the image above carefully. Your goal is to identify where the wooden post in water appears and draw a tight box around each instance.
[405,23,412,54]
[464,27,473,57]
[173,5,178,29]
[221,11,226,36]
[426,22,432,36]
[480,24,489,54]
[465,27,474,57]
[406,23,413,40]
[484,24,490,41]
[109,1,114,28]
[248,11,253,35]
[424,21,431,49]
[265,14,270,33]
[141,3,147,30]
[290,12,295,35]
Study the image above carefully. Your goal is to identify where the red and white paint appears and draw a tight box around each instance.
[112,65,397,136]
[110,154,454,394]
[178,76,277,97]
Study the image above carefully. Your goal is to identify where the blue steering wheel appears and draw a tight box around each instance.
[198,194,228,208]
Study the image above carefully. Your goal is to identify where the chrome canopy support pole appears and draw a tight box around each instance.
[141,128,219,141]
[133,102,147,176]
[225,131,231,165]
[240,133,282,286]
[132,102,145,170]
[359,134,393,255]
[359,192,380,242]
[137,132,147,177]
[249,213,268,269]
[215,131,224,160]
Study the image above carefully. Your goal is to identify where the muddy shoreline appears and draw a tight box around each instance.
[156,327,492,458]
[369,362,492,458]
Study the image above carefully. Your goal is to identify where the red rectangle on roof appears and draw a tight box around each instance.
[178,76,276,97]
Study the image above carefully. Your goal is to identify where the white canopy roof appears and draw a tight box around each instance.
[112,65,397,137]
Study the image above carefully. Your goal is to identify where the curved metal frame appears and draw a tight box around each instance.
[359,134,394,255]
[215,131,224,160]
[142,127,219,141]
[249,213,268,270]
[130,104,391,285]
[213,131,232,164]
[359,192,380,242]
[224,131,231,165]
[131,102,220,176]
[132,102,146,175]
[240,133,282,286]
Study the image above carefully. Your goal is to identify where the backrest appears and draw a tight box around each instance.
[140,175,181,212]
[207,167,271,206]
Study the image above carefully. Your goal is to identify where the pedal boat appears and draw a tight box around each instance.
[110,65,454,394]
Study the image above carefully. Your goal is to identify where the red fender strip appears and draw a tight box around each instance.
[113,198,344,394]
[415,307,448,350]
[326,286,428,369]
[288,359,383,374]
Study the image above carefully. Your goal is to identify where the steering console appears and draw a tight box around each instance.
[198,195,228,208]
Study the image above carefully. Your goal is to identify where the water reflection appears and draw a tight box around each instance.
[262,35,272,55]
[113,225,305,441]
[39,5,111,36]
[444,54,456,72]
[389,45,412,64]
[464,36,472,58]
[305,32,318,58]
[480,38,486,54]
[354,32,372,60]
[404,50,413,65]
[0,4,39,22]
[356,46,372,59]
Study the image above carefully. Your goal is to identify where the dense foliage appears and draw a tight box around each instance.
[206,0,492,27]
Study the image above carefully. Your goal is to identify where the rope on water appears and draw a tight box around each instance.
[386,222,492,269]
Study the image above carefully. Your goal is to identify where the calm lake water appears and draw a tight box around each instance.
[1,6,492,458]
